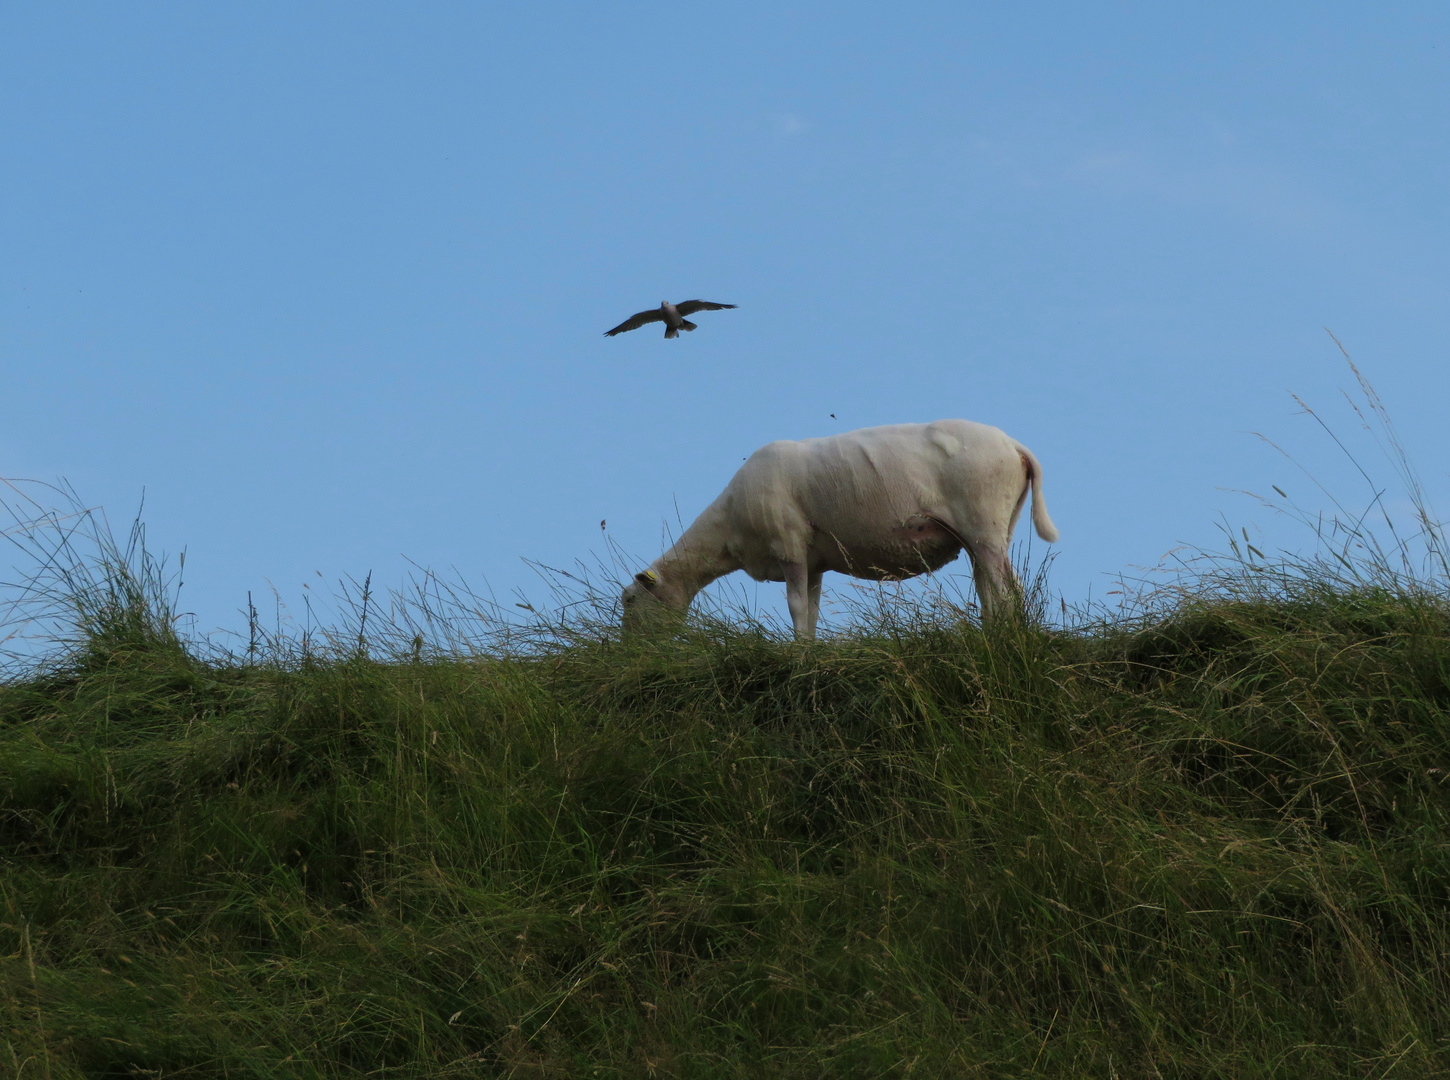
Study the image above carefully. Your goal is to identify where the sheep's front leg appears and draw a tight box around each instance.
[784,563,815,640]
[806,569,823,639]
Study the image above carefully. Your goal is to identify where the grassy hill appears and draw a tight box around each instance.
[3,544,1449,1079]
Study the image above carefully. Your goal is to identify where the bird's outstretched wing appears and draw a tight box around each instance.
[674,300,737,316]
[604,309,665,336]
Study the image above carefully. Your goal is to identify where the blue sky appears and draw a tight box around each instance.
[3,3,1449,640]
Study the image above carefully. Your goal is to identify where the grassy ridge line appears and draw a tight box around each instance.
[2,590,1450,1078]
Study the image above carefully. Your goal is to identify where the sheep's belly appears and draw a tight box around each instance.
[812,519,962,581]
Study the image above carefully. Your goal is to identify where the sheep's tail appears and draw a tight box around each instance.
[1015,442,1059,543]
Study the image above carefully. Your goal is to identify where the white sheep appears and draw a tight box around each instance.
[622,420,1057,639]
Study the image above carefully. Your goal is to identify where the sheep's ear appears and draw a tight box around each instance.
[635,570,659,588]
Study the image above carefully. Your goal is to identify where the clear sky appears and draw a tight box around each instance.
[3,3,1449,641]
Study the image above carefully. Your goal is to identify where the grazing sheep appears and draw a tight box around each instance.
[622,420,1058,639]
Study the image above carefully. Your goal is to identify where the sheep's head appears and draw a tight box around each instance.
[621,568,684,635]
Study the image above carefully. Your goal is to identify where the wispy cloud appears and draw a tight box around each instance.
[771,113,807,137]
[1065,149,1328,227]
[963,118,1332,230]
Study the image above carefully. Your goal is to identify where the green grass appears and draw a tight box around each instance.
[3,566,1450,1077]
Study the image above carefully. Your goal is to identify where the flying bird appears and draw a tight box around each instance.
[605,300,737,339]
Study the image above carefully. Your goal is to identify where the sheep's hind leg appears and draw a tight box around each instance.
[966,542,1019,621]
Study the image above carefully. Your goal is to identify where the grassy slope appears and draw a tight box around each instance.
[3,589,1450,1078]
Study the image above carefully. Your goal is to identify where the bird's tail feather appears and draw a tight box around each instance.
[665,328,679,339]
[680,319,698,331]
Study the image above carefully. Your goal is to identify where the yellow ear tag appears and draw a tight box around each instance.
[643,570,659,583]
